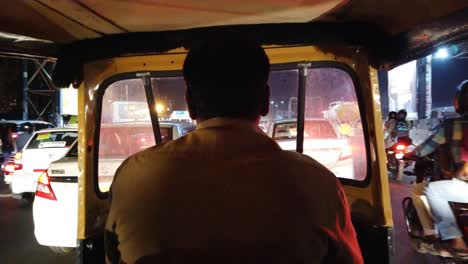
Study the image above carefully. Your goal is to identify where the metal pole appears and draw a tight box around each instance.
[377,70,389,118]
[416,57,427,119]
[138,73,162,145]
[55,89,63,127]
[22,60,29,120]
[297,62,311,154]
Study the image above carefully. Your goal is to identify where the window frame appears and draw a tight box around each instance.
[93,61,371,199]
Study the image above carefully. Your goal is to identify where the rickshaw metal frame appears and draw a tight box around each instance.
[77,45,393,263]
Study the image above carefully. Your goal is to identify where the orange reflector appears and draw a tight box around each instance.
[14,152,22,161]
[37,171,49,185]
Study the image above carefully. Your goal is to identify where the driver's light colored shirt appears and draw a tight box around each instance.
[105,118,363,264]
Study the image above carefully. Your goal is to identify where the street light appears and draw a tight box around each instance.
[434,47,450,59]
[155,103,165,113]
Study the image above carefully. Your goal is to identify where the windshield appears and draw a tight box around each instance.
[26,131,78,149]
[96,66,368,193]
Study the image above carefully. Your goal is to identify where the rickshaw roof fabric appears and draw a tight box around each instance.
[0,0,467,85]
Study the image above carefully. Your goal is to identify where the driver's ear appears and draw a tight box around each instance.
[185,87,198,120]
[259,84,270,117]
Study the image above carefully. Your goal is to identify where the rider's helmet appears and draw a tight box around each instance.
[454,80,468,114]
[397,109,407,121]
[388,111,397,120]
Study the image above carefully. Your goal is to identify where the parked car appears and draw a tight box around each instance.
[33,121,195,253]
[268,119,354,179]
[10,128,77,203]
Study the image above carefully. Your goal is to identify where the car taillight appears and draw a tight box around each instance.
[4,163,16,173]
[36,171,57,201]
[3,162,22,174]
[11,133,19,140]
[2,161,23,174]
[395,144,407,151]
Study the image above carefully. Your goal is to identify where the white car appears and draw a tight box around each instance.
[268,119,354,179]
[10,128,78,203]
[33,143,79,251]
[33,122,195,251]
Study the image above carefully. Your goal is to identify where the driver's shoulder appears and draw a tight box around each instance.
[278,150,337,181]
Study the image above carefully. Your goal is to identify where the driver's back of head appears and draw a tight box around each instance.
[183,34,270,121]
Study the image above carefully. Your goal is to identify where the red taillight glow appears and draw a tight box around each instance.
[36,171,57,201]
[11,133,19,140]
[2,161,23,175]
[4,164,16,173]
[396,144,406,151]
[3,162,22,174]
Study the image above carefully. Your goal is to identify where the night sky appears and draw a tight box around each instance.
[0,57,466,118]
[432,58,468,108]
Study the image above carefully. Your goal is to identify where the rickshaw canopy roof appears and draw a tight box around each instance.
[0,0,467,85]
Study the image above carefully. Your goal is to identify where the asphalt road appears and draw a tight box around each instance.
[389,179,440,264]
[0,173,74,264]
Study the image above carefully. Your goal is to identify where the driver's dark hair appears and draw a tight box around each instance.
[183,34,270,120]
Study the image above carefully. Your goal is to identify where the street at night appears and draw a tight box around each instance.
[0,2,468,263]
[0,174,72,263]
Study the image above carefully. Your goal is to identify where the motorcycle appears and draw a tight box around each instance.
[386,137,413,180]
[403,196,468,262]
[402,156,468,262]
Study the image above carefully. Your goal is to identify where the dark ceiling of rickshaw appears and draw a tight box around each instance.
[0,0,467,86]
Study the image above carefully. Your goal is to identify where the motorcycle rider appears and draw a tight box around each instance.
[394,109,411,145]
[384,111,397,148]
[406,80,468,256]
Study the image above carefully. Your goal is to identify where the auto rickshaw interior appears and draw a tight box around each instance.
[0,1,467,263]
